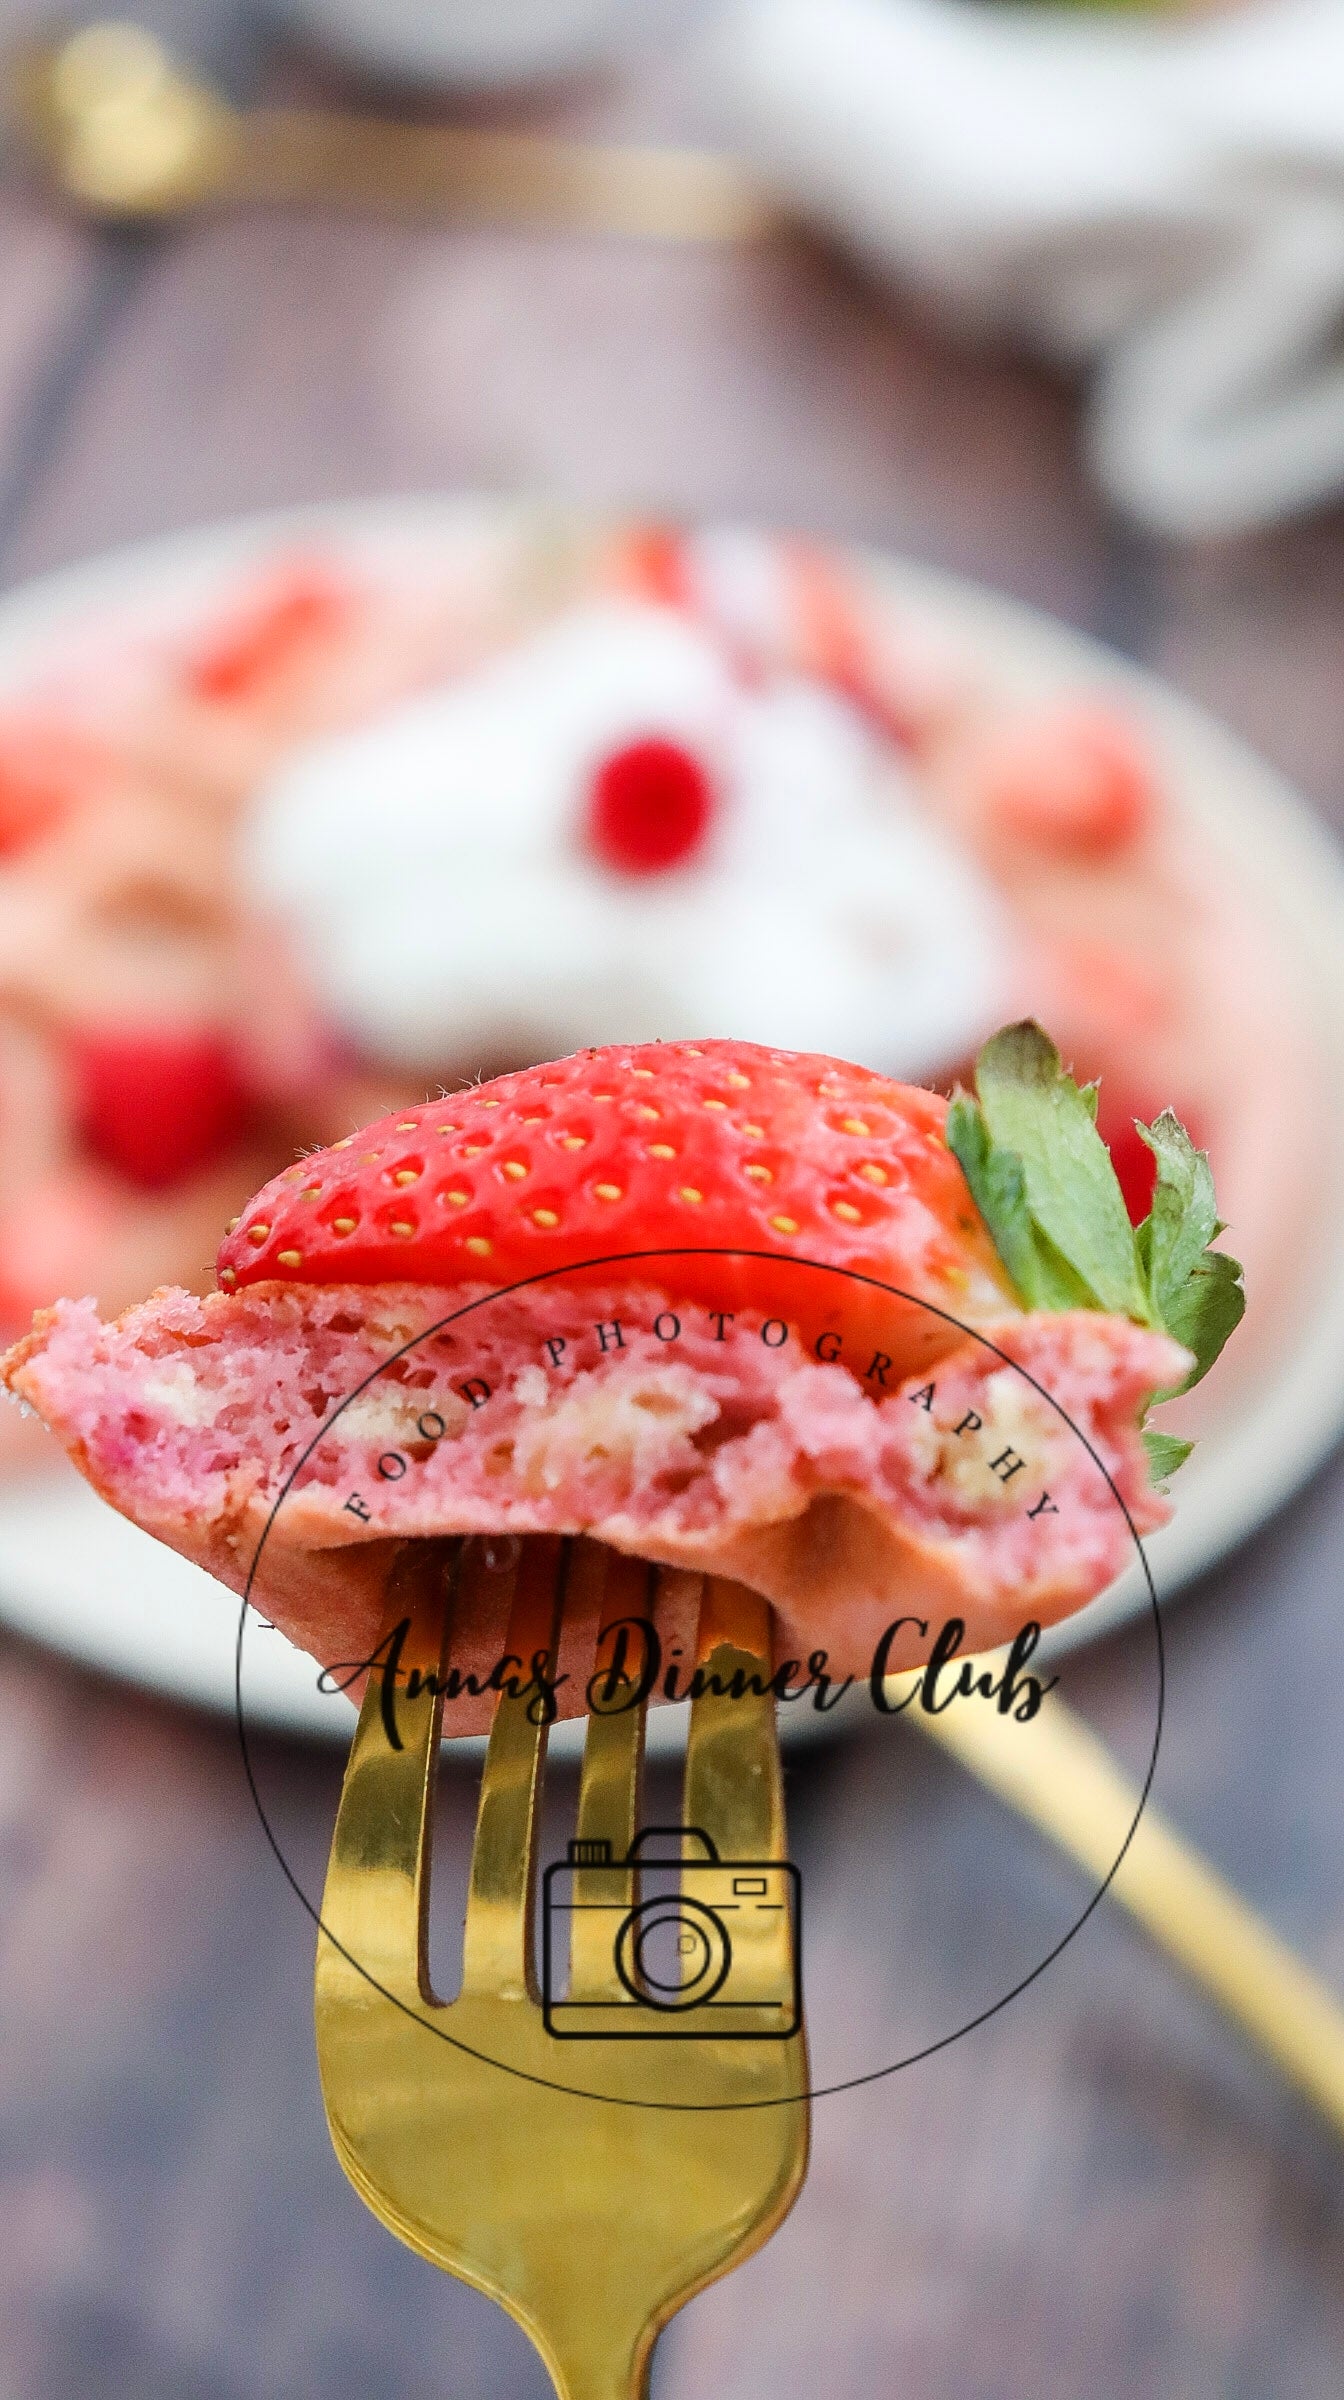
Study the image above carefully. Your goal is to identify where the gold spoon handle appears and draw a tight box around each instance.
[13,21,777,242]
[233,108,778,243]
[913,1690,1344,2134]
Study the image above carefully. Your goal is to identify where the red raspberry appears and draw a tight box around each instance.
[71,1026,253,1190]
[584,739,716,877]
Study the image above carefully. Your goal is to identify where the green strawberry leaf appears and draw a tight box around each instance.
[945,1093,1032,1303]
[1134,1109,1245,1396]
[946,1090,1094,1312]
[947,1020,1246,1482]
[1143,1429,1195,1487]
[1135,1109,1219,1314]
[962,1022,1152,1322]
[1152,1246,1246,1400]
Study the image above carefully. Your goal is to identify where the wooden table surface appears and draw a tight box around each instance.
[2,6,1344,2396]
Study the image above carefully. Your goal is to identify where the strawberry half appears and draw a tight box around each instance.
[215,1039,1014,1362]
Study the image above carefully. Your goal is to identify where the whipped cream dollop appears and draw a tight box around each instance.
[245,595,1009,1082]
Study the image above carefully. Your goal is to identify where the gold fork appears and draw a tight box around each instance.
[315,1534,809,2400]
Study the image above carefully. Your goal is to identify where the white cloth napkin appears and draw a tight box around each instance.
[707,0,1344,538]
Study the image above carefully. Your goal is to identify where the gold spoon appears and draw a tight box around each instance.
[10,20,778,241]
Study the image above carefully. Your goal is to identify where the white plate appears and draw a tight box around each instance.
[1,495,1342,1737]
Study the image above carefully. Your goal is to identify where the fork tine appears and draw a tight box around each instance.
[568,1547,653,2000]
[318,1538,456,2006]
[460,1534,566,2001]
[683,1578,794,2003]
[683,1577,784,1860]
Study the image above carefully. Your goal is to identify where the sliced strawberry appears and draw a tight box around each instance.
[0,720,110,859]
[785,542,920,748]
[71,1025,253,1191]
[607,524,697,613]
[974,704,1156,858]
[182,567,356,707]
[215,1039,1015,1361]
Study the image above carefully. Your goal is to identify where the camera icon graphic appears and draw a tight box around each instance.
[541,1827,801,2040]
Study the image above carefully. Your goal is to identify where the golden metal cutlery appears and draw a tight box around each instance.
[315,1535,808,2400]
[315,1519,1344,2399]
[912,1679,1344,2135]
[11,21,777,241]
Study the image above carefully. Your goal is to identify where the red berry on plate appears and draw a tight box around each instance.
[70,1026,253,1191]
[216,1039,1013,1356]
[584,739,716,877]
[978,705,1156,858]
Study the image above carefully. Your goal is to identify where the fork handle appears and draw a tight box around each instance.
[543,2345,648,2400]
[915,1690,1344,2133]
